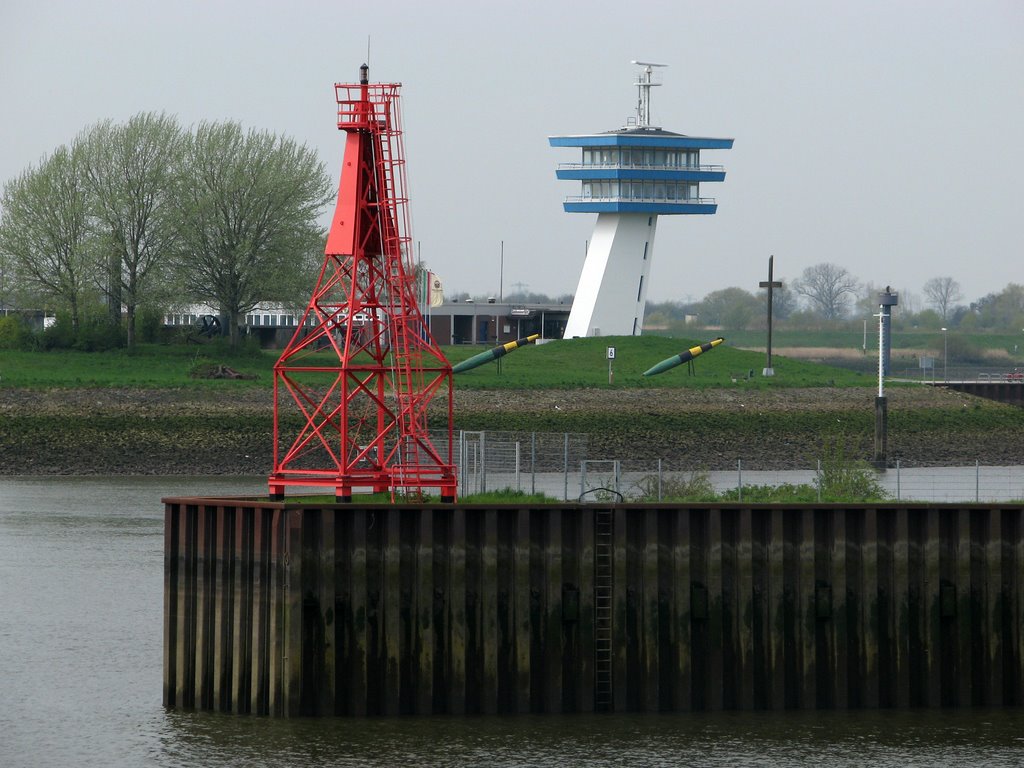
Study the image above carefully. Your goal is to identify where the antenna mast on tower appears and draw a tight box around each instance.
[631,60,667,128]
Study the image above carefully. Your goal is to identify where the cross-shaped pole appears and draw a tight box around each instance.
[759,254,782,376]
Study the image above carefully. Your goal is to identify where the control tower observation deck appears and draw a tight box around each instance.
[549,63,733,338]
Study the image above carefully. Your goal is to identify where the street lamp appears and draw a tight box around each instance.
[941,327,947,382]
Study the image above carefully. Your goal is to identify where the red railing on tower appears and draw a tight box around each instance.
[268,65,456,501]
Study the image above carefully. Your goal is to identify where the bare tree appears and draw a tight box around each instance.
[898,289,920,316]
[856,283,918,318]
[79,113,184,348]
[922,277,963,322]
[793,263,859,320]
[171,122,332,346]
[0,146,96,330]
[854,281,884,318]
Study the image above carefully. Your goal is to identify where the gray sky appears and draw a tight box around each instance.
[2,0,1022,308]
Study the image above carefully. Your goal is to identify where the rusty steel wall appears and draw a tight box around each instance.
[163,500,1024,716]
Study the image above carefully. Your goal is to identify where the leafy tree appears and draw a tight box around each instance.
[0,248,10,310]
[0,146,96,331]
[643,299,695,324]
[79,113,184,348]
[910,308,943,330]
[171,122,333,346]
[922,276,963,323]
[696,287,759,329]
[970,284,1024,331]
[0,314,29,349]
[758,282,797,321]
[793,263,859,320]
[784,308,825,329]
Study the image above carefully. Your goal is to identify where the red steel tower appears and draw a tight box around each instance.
[269,65,456,502]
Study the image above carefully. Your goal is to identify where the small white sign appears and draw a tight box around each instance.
[607,347,616,360]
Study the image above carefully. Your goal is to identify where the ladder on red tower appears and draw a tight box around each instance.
[268,66,455,502]
[375,111,425,473]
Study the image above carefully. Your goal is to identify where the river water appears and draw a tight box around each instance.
[2,476,1023,767]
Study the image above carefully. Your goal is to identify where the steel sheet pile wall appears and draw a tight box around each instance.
[942,381,1024,406]
[164,501,1024,716]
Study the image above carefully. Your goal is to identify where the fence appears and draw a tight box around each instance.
[446,430,589,498]
[895,365,1024,383]
[446,431,1024,504]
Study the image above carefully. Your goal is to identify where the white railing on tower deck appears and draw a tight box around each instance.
[558,162,725,172]
[565,195,717,205]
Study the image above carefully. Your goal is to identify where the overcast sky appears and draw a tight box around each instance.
[2,0,1022,308]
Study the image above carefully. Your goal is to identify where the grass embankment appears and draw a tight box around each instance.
[0,345,270,388]
[703,328,1024,354]
[717,328,1024,375]
[0,334,866,389]
[1,336,1022,475]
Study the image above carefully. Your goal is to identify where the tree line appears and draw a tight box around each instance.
[3,117,1020,350]
[0,113,333,348]
[646,263,1024,334]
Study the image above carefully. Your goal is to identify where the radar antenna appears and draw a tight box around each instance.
[630,60,667,128]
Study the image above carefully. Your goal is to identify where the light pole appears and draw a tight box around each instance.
[874,307,887,467]
[941,327,947,382]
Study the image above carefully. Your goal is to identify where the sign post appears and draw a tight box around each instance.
[607,346,616,385]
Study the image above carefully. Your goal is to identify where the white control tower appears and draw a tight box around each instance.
[549,63,733,338]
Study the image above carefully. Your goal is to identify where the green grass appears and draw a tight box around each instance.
[0,335,872,390]
[0,344,273,388]
[445,335,869,390]
[3,327,1019,390]
[720,328,1024,354]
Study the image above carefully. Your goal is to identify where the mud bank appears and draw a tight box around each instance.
[0,385,1020,475]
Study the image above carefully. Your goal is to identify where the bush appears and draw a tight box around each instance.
[815,437,888,502]
[719,483,820,503]
[137,307,167,343]
[460,488,559,504]
[632,470,718,502]
[0,315,30,350]
[73,317,124,351]
[38,314,76,350]
[38,313,125,351]
[944,334,987,365]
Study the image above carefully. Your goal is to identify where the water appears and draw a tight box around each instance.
[2,476,1023,767]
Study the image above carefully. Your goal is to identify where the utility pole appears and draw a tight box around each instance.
[759,255,782,376]
[497,240,503,373]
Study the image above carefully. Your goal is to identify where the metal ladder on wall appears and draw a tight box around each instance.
[594,508,613,711]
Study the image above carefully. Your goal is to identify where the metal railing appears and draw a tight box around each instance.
[895,365,1024,383]
[445,430,1024,504]
[564,195,717,206]
[557,162,725,172]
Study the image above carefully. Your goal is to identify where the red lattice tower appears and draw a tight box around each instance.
[269,65,456,502]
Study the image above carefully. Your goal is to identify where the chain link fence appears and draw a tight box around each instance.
[443,431,1024,503]
[438,430,589,498]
